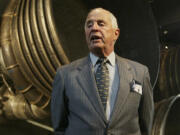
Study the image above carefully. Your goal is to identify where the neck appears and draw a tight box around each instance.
[91,49,113,58]
[92,51,113,58]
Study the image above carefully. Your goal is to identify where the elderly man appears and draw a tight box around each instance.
[51,8,154,135]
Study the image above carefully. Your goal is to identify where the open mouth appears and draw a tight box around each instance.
[90,35,102,41]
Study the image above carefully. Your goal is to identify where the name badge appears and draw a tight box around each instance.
[131,79,142,95]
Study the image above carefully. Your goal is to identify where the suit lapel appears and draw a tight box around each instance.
[76,56,107,123]
[109,56,133,125]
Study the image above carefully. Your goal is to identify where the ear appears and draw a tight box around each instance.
[114,28,120,40]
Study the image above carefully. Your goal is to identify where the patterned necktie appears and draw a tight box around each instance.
[95,58,109,111]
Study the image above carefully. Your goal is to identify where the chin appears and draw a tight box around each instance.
[91,43,104,48]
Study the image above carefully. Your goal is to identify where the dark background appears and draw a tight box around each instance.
[1,0,180,134]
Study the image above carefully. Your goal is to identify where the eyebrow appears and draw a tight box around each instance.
[86,20,92,24]
[86,19,105,24]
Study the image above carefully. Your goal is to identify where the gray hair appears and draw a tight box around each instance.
[87,8,119,29]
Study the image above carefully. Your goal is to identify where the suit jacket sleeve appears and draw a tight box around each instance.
[51,69,68,135]
[139,67,154,135]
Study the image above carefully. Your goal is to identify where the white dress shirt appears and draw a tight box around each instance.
[90,52,120,120]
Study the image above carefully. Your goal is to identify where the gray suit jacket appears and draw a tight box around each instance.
[51,55,154,135]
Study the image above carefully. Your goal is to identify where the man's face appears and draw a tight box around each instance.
[84,9,119,56]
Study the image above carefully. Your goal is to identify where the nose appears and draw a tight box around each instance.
[91,22,99,30]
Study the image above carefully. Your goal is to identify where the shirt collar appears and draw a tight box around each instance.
[90,52,116,67]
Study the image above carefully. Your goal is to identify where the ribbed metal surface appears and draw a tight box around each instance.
[0,0,69,120]
[152,95,180,135]
[158,47,180,99]
[12,0,69,95]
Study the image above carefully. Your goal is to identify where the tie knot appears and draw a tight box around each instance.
[97,58,109,65]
